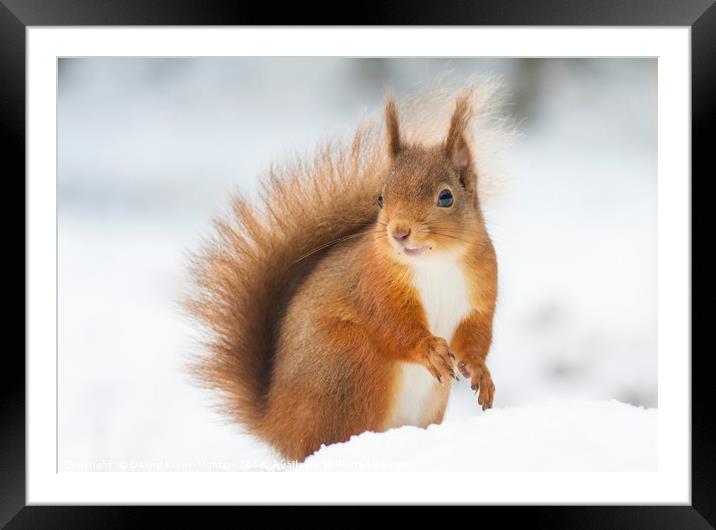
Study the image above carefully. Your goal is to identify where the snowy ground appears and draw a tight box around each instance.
[58,58,657,472]
[302,400,656,471]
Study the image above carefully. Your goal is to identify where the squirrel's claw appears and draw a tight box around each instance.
[458,361,471,378]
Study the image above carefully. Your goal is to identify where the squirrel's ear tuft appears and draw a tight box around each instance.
[384,93,402,159]
[445,95,475,191]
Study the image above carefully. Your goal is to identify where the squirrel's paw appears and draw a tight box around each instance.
[415,336,457,383]
[457,356,495,411]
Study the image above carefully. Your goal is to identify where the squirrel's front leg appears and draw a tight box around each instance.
[409,335,458,383]
[451,310,496,410]
[376,298,456,384]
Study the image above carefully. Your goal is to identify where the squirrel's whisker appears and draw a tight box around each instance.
[293,231,369,264]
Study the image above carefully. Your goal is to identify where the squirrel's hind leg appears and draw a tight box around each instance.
[260,320,396,463]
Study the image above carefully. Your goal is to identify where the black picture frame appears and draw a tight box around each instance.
[3,0,711,526]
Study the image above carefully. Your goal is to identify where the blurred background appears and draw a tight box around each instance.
[58,58,656,470]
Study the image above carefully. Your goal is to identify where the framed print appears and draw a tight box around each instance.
[4,0,713,526]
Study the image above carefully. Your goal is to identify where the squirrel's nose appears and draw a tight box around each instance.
[392,227,411,243]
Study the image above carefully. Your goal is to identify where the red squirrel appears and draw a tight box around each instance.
[188,90,498,462]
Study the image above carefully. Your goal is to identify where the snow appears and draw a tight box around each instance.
[57,58,657,472]
[301,400,656,471]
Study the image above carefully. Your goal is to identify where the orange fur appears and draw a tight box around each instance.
[187,89,498,462]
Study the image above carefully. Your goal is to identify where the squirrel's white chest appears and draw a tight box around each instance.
[410,258,473,341]
[386,259,472,430]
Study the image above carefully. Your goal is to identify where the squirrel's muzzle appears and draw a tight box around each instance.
[391,225,411,243]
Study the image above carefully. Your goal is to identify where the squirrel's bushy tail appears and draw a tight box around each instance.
[186,124,386,432]
[185,78,511,434]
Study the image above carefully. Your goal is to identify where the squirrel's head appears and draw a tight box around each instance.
[376,94,485,263]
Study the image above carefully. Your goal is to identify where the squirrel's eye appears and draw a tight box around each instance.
[377,194,384,209]
[437,189,454,208]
